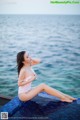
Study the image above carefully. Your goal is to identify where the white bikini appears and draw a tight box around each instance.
[18,67,37,94]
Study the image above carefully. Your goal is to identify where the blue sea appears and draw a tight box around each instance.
[0,15,80,98]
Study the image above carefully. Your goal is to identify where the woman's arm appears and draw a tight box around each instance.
[18,69,36,87]
[18,75,36,87]
[31,58,41,66]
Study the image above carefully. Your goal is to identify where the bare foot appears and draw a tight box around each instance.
[60,96,73,103]
[64,94,77,101]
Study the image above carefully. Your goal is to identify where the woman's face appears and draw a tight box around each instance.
[23,52,31,65]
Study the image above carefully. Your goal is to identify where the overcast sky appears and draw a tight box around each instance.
[0,0,80,14]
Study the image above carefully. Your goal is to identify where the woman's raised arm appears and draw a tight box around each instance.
[31,58,41,66]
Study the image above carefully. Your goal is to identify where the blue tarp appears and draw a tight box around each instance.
[0,91,80,120]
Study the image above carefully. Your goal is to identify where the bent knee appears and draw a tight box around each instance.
[40,83,46,87]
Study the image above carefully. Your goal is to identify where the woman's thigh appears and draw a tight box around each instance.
[18,83,44,102]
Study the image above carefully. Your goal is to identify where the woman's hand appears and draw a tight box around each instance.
[30,58,41,66]
[18,74,36,87]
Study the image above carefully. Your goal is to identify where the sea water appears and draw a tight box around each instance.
[0,15,80,97]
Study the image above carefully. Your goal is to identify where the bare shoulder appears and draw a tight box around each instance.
[19,67,32,78]
[18,67,26,80]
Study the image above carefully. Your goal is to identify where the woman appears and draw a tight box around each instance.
[17,51,76,102]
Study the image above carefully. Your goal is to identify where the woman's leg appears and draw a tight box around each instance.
[41,83,74,102]
[62,93,77,100]
[42,84,76,100]
[18,83,45,101]
[18,83,74,102]
[46,87,76,100]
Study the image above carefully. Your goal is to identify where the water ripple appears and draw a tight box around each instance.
[0,15,80,97]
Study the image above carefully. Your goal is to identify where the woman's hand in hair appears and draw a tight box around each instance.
[30,58,41,66]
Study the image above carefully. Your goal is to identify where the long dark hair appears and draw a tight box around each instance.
[16,51,26,76]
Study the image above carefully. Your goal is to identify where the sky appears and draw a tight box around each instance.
[0,0,80,14]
